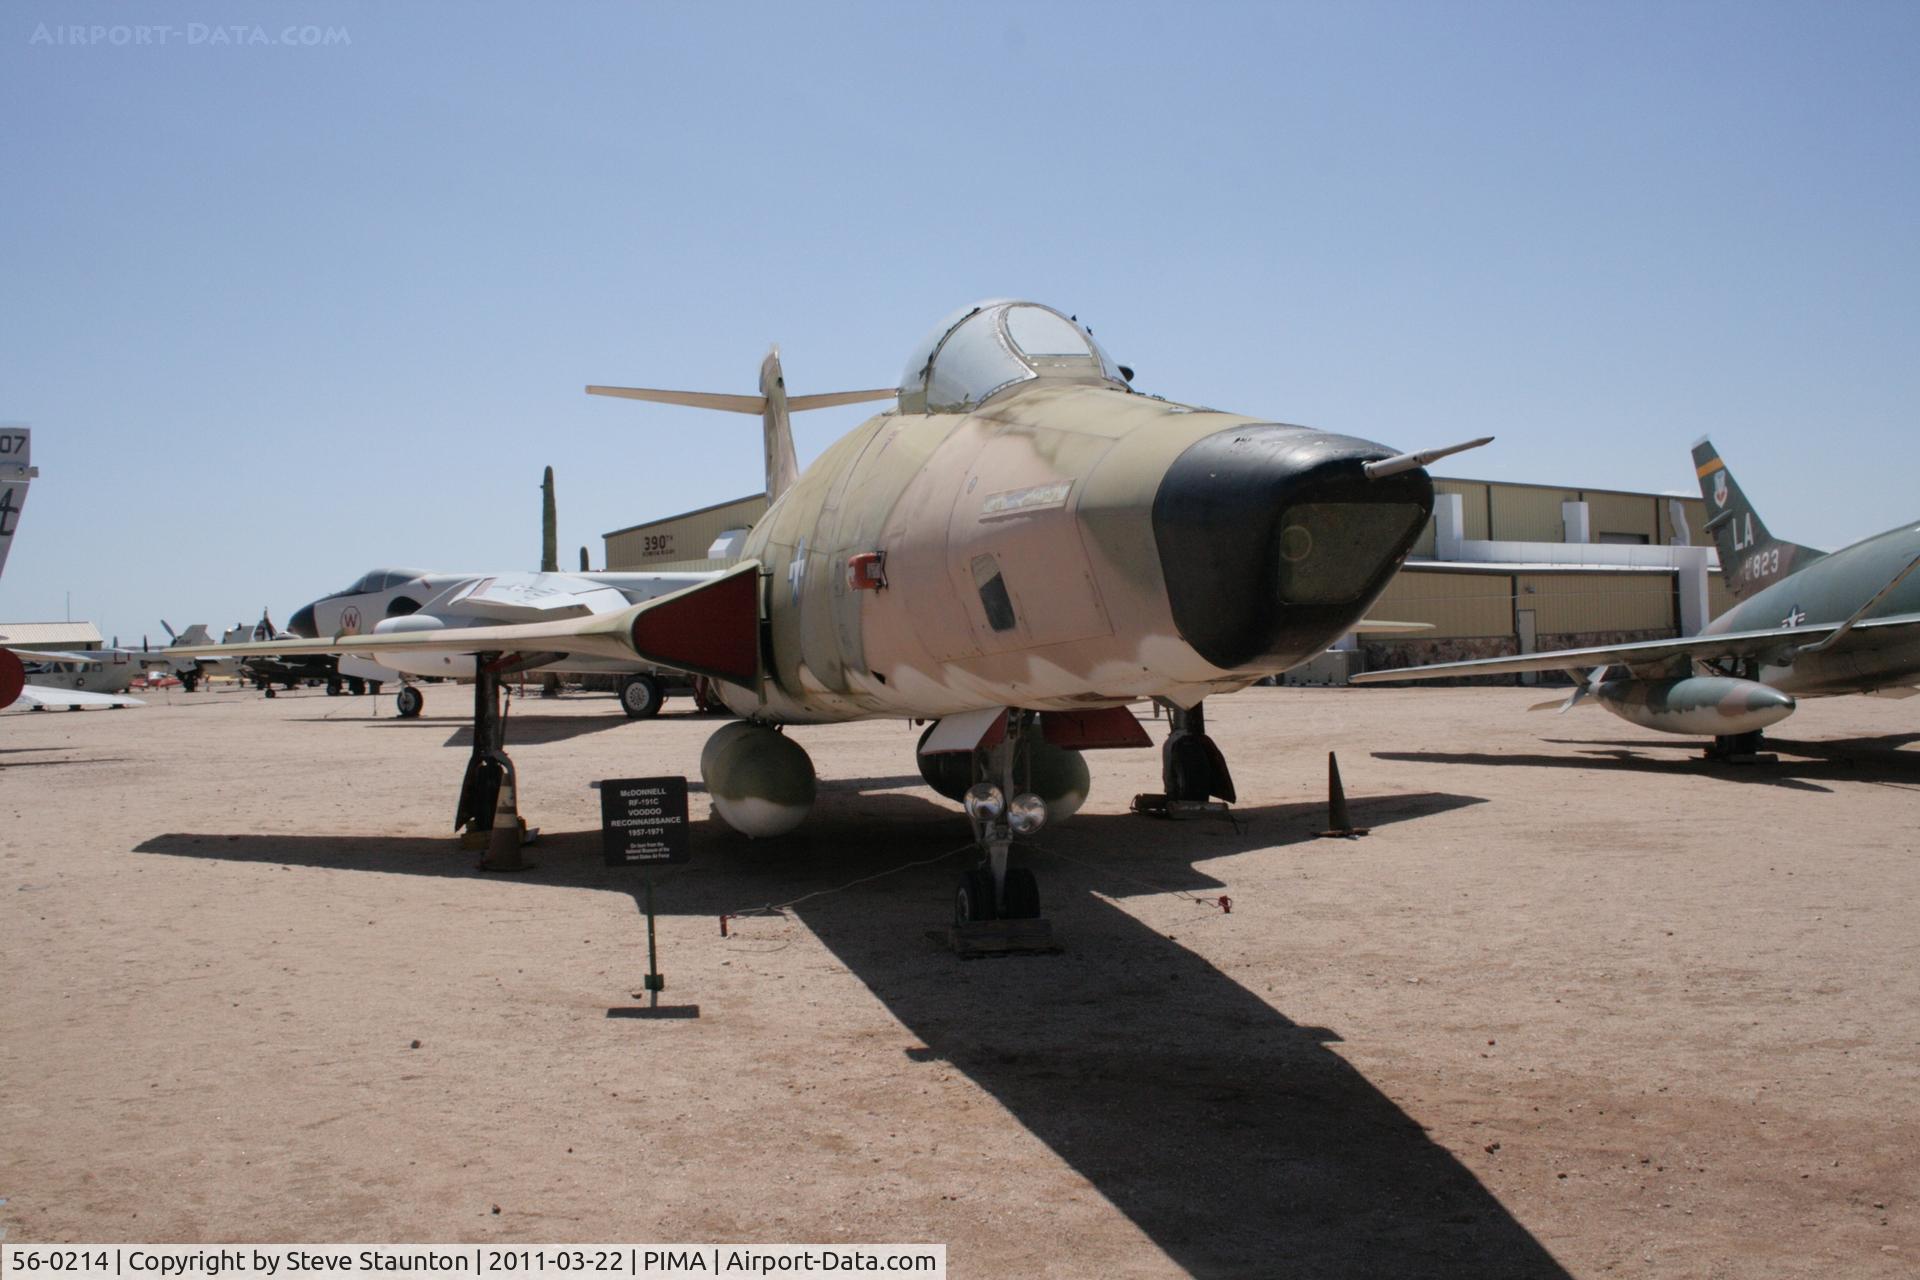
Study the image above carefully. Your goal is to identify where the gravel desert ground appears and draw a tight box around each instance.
[2,683,1915,1278]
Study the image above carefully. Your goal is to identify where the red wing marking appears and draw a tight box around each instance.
[630,567,761,688]
[1040,706,1153,750]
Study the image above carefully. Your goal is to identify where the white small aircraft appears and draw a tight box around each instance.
[0,648,144,712]
[285,567,721,718]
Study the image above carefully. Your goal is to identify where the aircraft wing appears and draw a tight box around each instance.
[432,573,635,623]
[13,648,109,666]
[162,561,765,688]
[13,684,144,710]
[1352,612,1920,682]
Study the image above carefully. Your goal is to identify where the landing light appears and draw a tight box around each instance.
[963,783,1005,822]
[1007,793,1047,835]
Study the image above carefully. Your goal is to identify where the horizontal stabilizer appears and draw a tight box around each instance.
[584,386,895,414]
[586,386,766,413]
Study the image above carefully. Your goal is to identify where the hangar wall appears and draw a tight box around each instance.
[1412,478,1707,557]
[604,494,767,572]
[1357,474,1734,683]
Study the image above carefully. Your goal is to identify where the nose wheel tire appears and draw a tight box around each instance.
[956,868,998,925]
[620,673,664,719]
[955,866,1040,924]
[1001,867,1041,920]
[395,685,424,718]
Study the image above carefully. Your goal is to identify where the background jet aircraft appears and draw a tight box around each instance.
[172,299,1477,923]
[285,566,719,718]
[1354,437,1920,758]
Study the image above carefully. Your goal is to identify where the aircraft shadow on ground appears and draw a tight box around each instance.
[1379,731,1920,792]
[134,785,1567,1277]
[1,756,134,769]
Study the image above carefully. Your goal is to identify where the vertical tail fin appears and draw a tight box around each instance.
[1691,437,1825,597]
[0,426,35,581]
[758,346,800,502]
[587,362,895,504]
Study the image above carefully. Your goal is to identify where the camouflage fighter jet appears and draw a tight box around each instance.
[1353,437,1920,759]
[172,300,1482,925]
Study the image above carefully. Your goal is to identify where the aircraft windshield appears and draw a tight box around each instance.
[329,568,423,598]
[899,300,1128,413]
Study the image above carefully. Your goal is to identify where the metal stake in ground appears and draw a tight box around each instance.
[1317,751,1370,839]
[639,871,664,1006]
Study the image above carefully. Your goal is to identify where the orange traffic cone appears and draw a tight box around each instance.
[480,760,536,871]
[1317,751,1370,839]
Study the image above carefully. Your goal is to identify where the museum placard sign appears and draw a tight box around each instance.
[599,776,690,866]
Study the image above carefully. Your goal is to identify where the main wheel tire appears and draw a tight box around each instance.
[264,686,276,698]
[1166,734,1233,803]
[326,677,342,696]
[1001,867,1041,919]
[955,867,998,926]
[620,673,664,719]
[395,686,424,719]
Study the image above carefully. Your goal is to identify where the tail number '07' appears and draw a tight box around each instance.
[1742,547,1781,582]
[0,433,25,457]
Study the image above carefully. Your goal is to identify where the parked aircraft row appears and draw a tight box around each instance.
[36,301,1920,931]
[176,299,1483,924]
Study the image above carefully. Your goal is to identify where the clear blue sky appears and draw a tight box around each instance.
[4,1,1916,644]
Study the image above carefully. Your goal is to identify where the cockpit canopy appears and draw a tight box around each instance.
[898,300,1130,414]
[329,568,426,598]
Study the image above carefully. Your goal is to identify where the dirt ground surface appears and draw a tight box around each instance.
[2,681,1915,1278]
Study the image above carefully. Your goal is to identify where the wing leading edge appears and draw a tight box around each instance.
[162,562,766,689]
[1351,613,1920,683]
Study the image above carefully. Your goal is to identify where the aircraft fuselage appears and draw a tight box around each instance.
[723,382,1432,723]
[1702,520,1920,696]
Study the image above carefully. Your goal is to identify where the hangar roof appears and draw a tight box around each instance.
[0,621,104,647]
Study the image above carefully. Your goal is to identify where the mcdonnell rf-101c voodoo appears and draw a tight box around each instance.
[1354,437,1920,759]
[175,299,1484,926]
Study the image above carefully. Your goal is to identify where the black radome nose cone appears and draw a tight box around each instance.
[287,602,319,638]
[1152,424,1434,671]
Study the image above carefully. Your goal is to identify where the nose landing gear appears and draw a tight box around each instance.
[948,711,1054,953]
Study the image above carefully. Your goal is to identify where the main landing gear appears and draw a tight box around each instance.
[1705,730,1776,764]
[619,672,664,719]
[1159,700,1237,804]
[455,652,537,871]
[952,711,1050,929]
